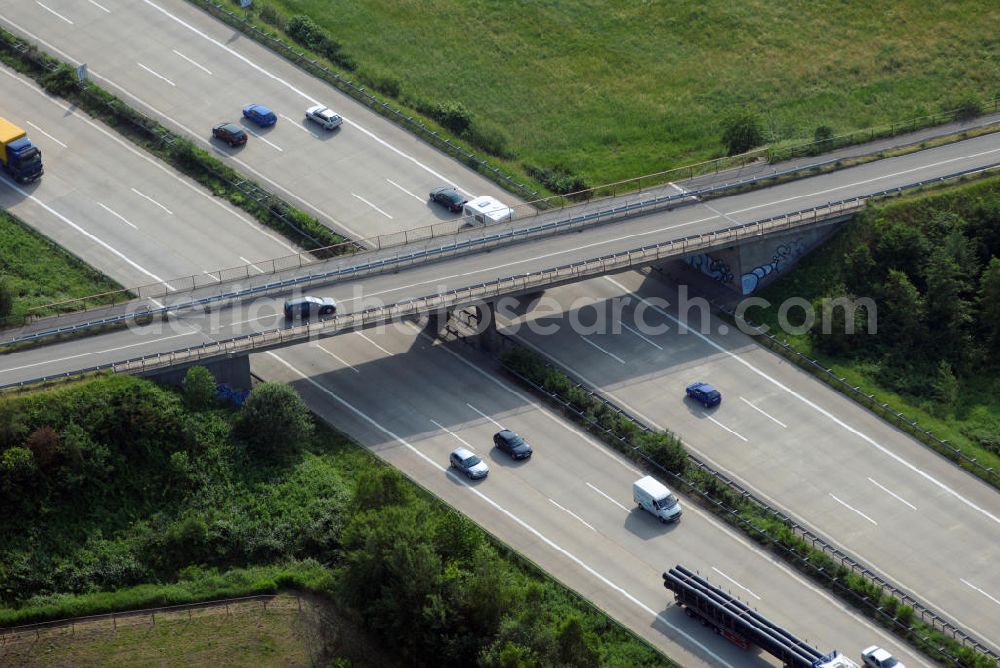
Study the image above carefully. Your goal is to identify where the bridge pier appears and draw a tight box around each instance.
[473,302,501,353]
[671,214,849,295]
[142,354,253,393]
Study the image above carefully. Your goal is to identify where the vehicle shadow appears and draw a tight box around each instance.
[652,604,774,667]
[624,507,680,540]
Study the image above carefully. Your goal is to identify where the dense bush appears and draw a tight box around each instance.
[286,15,355,70]
[525,164,590,197]
[182,366,217,410]
[0,375,669,666]
[236,382,313,459]
[721,111,764,156]
[0,277,12,319]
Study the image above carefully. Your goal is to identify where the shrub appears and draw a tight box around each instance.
[953,97,982,121]
[258,4,283,28]
[430,101,473,135]
[182,366,217,410]
[24,426,61,471]
[286,15,355,71]
[721,111,764,156]
[0,446,36,497]
[237,382,313,459]
[525,164,589,196]
[39,64,78,96]
[636,431,688,476]
[813,125,834,152]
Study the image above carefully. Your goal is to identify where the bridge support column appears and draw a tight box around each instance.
[424,308,449,338]
[143,354,253,393]
[474,302,501,353]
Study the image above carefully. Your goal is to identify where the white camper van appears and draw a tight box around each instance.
[463,195,515,225]
[633,476,682,522]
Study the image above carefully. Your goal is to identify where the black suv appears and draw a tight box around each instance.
[212,122,248,147]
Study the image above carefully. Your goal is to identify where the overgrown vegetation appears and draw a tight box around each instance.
[0,28,348,253]
[223,0,997,187]
[501,346,996,667]
[0,373,670,667]
[0,210,122,326]
[746,176,1000,479]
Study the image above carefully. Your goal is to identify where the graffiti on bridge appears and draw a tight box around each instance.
[685,252,734,285]
[741,239,806,294]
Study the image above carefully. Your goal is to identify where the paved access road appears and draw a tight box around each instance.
[0,63,296,289]
[253,326,930,668]
[4,130,1000,383]
[0,0,517,241]
[499,269,1000,650]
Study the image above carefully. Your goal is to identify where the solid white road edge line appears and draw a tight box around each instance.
[603,275,1000,527]
[264,350,734,667]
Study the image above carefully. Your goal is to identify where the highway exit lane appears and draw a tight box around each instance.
[252,325,928,668]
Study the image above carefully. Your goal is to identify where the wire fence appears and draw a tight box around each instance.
[445,321,999,666]
[0,594,286,644]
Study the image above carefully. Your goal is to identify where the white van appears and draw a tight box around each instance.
[463,195,515,225]
[633,476,683,522]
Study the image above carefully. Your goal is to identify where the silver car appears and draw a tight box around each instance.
[449,447,489,480]
[305,105,343,130]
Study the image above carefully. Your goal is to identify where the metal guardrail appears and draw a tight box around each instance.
[11,149,851,334]
[738,325,1000,488]
[11,152,1000,349]
[0,202,862,391]
[493,344,1000,666]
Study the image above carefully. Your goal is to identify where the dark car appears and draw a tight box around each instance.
[212,122,247,147]
[685,382,721,408]
[242,104,277,127]
[283,296,337,320]
[493,430,533,459]
[429,187,467,213]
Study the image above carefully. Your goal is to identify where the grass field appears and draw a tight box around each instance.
[262,0,999,185]
[0,594,387,668]
[0,210,121,323]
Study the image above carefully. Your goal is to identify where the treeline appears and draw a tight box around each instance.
[0,373,669,667]
[753,177,1000,453]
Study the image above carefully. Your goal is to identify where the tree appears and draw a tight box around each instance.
[24,426,61,472]
[977,257,1000,347]
[843,245,878,296]
[721,111,764,156]
[635,431,688,476]
[0,447,36,498]
[923,251,972,364]
[0,276,12,320]
[556,615,600,668]
[181,366,216,410]
[880,270,925,354]
[932,360,959,417]
[236,382,313,459]
[352,468,412,511]
[813,125,834,152]
[874,222,929,287]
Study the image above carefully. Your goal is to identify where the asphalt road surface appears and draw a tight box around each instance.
[498,269,1000,650]
[0,63,297,288]
[0,0,518,241]
[253,326,931,668]
[5,129,1000,382]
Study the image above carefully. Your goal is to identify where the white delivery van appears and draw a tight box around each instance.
[633,476,682,522]
[463,195,515,225]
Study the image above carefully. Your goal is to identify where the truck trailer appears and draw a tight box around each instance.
[0,117,43,183]
[664,564,860,668]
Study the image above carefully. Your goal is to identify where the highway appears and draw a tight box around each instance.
[0,0,518,241]
[0,1,996,663]
[4,131,1000,383]
[252,326,931,668]
[498,269,1000,649]
[0,63,297,288]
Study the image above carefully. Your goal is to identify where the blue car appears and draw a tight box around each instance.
[242,104,277,127]
[686,382,721,408]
